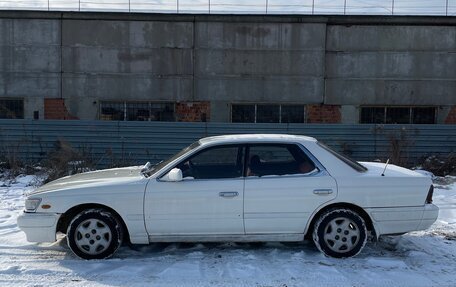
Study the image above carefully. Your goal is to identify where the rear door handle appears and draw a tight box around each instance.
[219,191,239,198]
[313,189,333,195]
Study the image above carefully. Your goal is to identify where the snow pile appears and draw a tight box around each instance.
[0,173,456,287]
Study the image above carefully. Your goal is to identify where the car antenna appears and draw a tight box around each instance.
[381,159,390,177]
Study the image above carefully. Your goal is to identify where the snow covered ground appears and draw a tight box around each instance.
[0,172,455,287]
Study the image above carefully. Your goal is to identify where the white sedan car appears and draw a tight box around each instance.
[18,134,438,259]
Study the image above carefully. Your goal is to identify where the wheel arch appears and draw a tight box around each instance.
[304,202,376,240]
[56,203,131,244]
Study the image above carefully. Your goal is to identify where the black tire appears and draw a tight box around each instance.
[312,208,367,258]
[67,208,123,260]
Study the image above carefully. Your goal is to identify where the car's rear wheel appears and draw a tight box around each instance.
[312,208,367,258]
[67,209,123,260]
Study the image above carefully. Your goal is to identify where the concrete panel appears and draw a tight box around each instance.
[326,51,456,79]
[24,97,44,120]
[0,19,12,45]
[437,106,452,124]
[196,22,326,50]
[325,79,456,105]
[63,75,193,102]
[129,21,193,48]
[327,25,456,51]
[0,46,11,71]
[0,75,4,95]
[63,20,128,47]
[195,77,323,103]
[63,47,193,74]
[12,19,60,45]
[196,50,324,76]
[210,101,231,122]
[63,20,193,48]
[66,95,98,120]
[0,73,60,98]
[341,105,358,124]
[12,46,60,72]
[0,18,60,107]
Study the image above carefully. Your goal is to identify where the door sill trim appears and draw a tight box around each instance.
[148,233,304,242]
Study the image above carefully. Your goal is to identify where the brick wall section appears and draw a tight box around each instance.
[44,98,78,120]
[306,104,341,123]
[445,106,456,124]
[175,101,210,122]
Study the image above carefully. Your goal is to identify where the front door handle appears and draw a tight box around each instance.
[219,191,239,198]
[313,189,333,195]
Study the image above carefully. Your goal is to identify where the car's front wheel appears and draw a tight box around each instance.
[67,209,123,260]
[312,208,367,258]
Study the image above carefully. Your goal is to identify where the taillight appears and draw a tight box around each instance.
[426,185,434,204]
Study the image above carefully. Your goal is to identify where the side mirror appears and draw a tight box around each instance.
[161,168,183,182]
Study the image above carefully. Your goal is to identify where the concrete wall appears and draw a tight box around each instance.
[0,11,455,123]
[195,22,326,123]
[0,18,61,119]
[325,25,456,106]
[62,19,194,119]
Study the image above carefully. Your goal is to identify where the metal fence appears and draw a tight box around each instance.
[0,0,455,16]
[0,120,455,168]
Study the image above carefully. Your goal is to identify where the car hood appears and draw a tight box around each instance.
[28,166,145,195]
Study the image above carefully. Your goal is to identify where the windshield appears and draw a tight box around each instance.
[317,142,367,172]
[145,141,201,177]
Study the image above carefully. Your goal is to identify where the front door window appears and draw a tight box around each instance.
[177,145,244,179]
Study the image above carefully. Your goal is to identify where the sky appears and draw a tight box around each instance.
[0,0,455,16]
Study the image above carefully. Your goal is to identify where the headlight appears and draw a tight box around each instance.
[25,198,41,212]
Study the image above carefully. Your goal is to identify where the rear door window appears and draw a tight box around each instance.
[247,144,317,177]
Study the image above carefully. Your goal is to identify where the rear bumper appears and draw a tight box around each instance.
[17,212,61,242]
[366,204,439,236]
[418,203,440,230]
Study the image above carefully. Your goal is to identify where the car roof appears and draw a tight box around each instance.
[199,134,317,145]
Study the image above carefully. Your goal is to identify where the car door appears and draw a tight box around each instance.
[144,144,245,236]
[243,143,337,234]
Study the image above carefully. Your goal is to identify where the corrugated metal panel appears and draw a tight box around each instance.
[0,120,454,168]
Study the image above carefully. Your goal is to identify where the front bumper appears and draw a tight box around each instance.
[17,212,61,242]
[366,204,439,236]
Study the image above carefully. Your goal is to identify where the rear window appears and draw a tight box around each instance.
[317,142,367,173]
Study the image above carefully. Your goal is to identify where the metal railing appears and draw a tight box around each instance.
[0,0,455,16]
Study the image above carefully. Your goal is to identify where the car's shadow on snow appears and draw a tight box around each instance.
[113,235,421,260]
[51,233,456,286]
[53,235,428,262]
[121,241,319,257]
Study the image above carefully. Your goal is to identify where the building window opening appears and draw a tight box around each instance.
[0,99,24,119]
[281,105,305,123]
[386,107,410,124]
[360,106,436,124]
[231,104,306,123]
[100,101,125,121]
[231,105,255,123]
[412,107,436,124]
[257,105,280,123]
[100,101,175,121]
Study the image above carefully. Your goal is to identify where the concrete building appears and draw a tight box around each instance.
[0,11,455,124]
